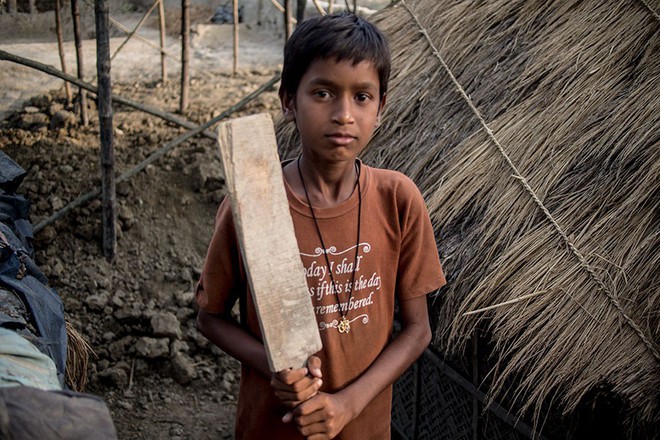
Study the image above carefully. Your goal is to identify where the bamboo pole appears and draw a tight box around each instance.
[233,0,239,75]
[0,49,219,138]
[71,0,89,126]
[95,0,116,262]
[158,0,167,81]
[7,0,16,13]
[28,0,36,14]
[296,0,305,23]
[54,0,73,105]
[269,0,297,24]
[284,0,293,40]
[311,0,325,15]
[180,0,190,112]
[110,0,160,63]
[328,0,333,14]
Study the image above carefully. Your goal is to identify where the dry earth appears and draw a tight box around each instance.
[1,70,283,439]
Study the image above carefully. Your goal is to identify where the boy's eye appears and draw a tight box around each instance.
[314,90,330,99]
[355,93,371,102]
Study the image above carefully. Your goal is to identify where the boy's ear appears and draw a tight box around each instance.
[280,92,296,123]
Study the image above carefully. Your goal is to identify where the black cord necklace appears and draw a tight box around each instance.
[297,156,362,334]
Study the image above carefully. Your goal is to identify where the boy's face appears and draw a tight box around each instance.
[282,58,385,164]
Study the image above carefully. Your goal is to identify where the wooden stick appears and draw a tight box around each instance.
[233,0,239,75]
[284,0,294,39]
[269,0,297,24]
[54,0,73,105]
[7,0,16,13]
[158,0,167,81]
[311,0,326,15]
[71,0,89,126]
[110,0,160,64]
[180,0,190,112]
[95,0,117,262]
[217,113,322,371]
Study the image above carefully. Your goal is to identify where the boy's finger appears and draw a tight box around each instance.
[274,367,309,385]
[296,419,329,437]
[293,393,325,416]
[274,378,322,405]
[306,356,323,378]
[294,407,326,428]
[271,376,321,394]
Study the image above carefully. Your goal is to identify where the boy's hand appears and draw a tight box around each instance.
[289,391,355,440]
[271,356,323,409]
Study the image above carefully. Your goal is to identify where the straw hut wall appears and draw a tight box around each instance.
[277,0,659,436]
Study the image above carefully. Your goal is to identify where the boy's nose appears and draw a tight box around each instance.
[332,97,354,125]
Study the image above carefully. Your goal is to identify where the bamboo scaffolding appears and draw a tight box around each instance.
[110,0,160,64]
[233,0,239,75]
[78,0,213,80]
[0,49,219,139]
[71,0,89,126]
[284,0,293,40]
[31,73,281,233]
[54,0,73,105]
[180,0,190,112]
[158,0,167,81]
[95,0,116,262]
[269,0,297,24]
[311,0,326,15]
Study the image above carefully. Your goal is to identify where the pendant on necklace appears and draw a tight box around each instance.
[338,316,351,334]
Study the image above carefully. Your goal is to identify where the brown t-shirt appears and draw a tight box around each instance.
[196,162,446,440]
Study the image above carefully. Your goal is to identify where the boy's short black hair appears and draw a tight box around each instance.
[279,12,391,101]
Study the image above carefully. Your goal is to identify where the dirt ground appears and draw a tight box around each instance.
[0,2,390,439]
[0,69,283,439]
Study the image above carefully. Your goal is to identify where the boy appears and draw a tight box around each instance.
[196,12,445,440]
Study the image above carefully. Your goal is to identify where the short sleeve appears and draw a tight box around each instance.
[195,197,244,314]
[396,179,446,300]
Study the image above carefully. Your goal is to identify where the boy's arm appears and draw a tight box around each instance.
[196,309,271,377]
[290,294,432,439]
[196,309,323,406]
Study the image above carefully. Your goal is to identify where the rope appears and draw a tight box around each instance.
[400,0,660,362]
[638,0,660,20]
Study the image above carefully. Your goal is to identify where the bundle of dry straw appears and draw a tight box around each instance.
[277,0,659,433]
[66,320,93,392]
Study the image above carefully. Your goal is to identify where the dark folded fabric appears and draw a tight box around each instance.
[0,386,118,440]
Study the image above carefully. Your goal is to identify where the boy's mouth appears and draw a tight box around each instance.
[326,132,356,145]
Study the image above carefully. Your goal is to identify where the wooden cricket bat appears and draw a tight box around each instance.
[216,113,322,372]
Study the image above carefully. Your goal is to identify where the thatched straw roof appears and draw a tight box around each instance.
[277,0,659,434]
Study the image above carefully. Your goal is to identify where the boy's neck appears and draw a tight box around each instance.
[284,155,359,209]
